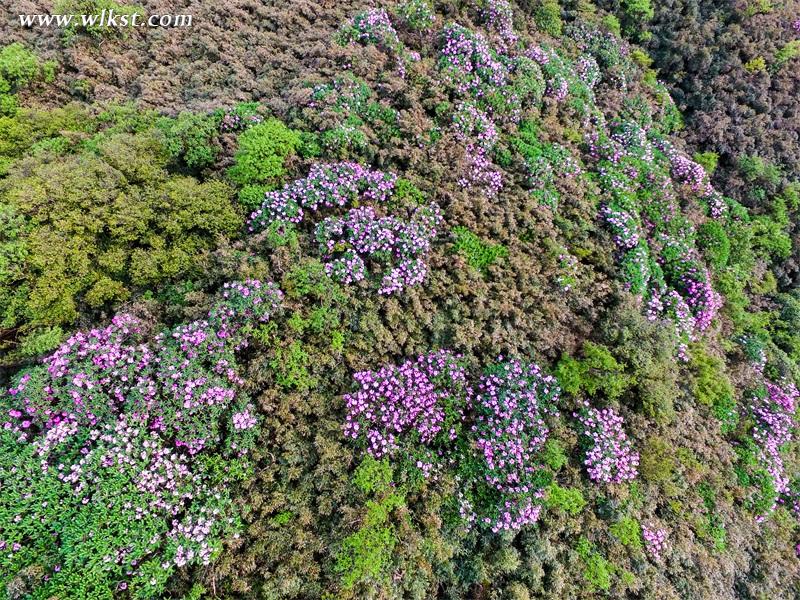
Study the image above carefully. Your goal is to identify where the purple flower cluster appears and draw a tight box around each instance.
[338,8,401,51]
[472,360,558,531]
[343,350,473,461]
[220,112,263,133]
[315,203,443,294]
[602,205,641,249]
[659,141,727,218]
[793,18,800,33]
[527,46,571,102]
[485,493,544,532]
[247,162,397,231]
[643,524,668,560]
[438,24,510,98]
[574,402,639,484]
[751,381,799,500]
[480,0,518,49]
[344,355,563,533]
[1,280,283,594]
[474,359,560,494]
[675,263,722,333]
[453,102,499,149]
[458,144,504,197]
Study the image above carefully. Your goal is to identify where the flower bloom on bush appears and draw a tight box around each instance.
[343,350,473,466]
[575,402,639,484]
[220,112,262,133]
[247,162,397,231]
[643,525,668,560]
[471,359,559,532]
[315,203,443,294]
[337,8,401,51]
[751,381,799,502]
[474,359,559,494]
[1,280,282,597]
[480,0,517,49]
[439,24,510,98]
[453,102,499,149]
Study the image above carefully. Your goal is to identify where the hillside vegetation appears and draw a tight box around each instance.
[1,1,799,599]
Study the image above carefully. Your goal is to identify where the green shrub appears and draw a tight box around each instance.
[238,184,271,213]
[336,458,404,589]
[452,226,508,274]
[773,40,800,71]
[0,127,240,359]
[737,154,781,187]
[621,0,654,34]
[575,538,613,592]
[696,221,730,270]
[271,340,316,390]
[693,151,719,174]
[227,118,301,186]
[157,111,219,170]
[744,56,766,73]
[610,517,642,549]
[555,341,632,400]
[541,438,569,471]
[0,43,43,91]
[690,346,737,432]
[546,484,587,516]
[534,0,563,37]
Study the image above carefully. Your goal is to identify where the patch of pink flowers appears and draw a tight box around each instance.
[643,524,668,560]
[343,350,474,462]
[247,162,397,231]
[575,402,639,484]
[751,381,799,501]
[315,203,443,294]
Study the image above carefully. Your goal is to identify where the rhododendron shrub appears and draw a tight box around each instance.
[739,381,800,515]
[0,280,282,598]
[344,355,564,532]
[249,163,442,295]
[343,350,474,474]
[247,162,397,230]
[575,402,639,484]
[316,203,443,295]
[589,119,722,355]
[469,359,560,531]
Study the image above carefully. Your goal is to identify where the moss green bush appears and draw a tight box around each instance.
[452,226,508,274]
[227,118,301,186]
[0,127,240,359]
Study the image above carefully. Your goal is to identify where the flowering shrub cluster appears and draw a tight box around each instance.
[248,162,442,294]
[472,359,560,531]
[345,355,563,532]
[247,162,397,230]
[397,0,436,31]
[316,203,443,294]
[439,24,510,99]
[219,110,262,133]
[643,525,668,560]
[479,0,517,49]
[343,350,473,470]
[0,281,283,597]
[590,119,722,356]
[574,402,639,484]
[337,8,401,52]
[336,9,420,77]
[750,381,799,505]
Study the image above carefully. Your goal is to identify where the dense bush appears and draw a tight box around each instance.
[0,125,240,359]
[0,281,282,598]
